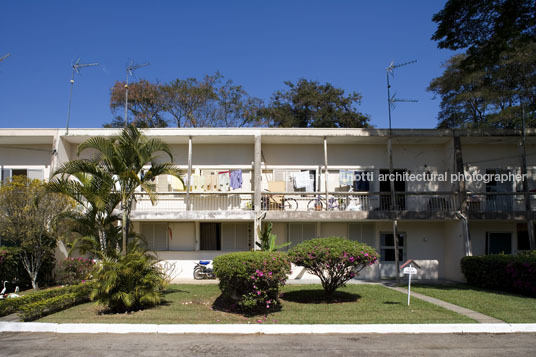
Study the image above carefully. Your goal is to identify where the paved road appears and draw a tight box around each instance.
[1,332,535,356]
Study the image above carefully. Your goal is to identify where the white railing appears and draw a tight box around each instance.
[134,192,254,212]
[466,192,528,212]
[260,192,458,212]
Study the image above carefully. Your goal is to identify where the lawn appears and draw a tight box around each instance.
[411,284,536,323]
[38,284,474,324]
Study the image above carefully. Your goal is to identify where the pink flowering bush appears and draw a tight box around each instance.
[288,237,379,297]
[55,257,94,285]
[213,252,291,314]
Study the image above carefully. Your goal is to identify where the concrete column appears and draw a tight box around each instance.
[195,221,200,251]
[387,137,400,282]
[186,136,192,211]
[323,137,329,208]
[253,135,262,248]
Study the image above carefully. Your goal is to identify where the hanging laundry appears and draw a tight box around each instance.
[339,169,353,186]
[230,170,243,189]
[218,171,230,192]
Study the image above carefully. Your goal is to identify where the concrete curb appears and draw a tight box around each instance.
[1,322,536,334]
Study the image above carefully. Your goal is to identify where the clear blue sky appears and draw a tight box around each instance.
[0,0,457,129]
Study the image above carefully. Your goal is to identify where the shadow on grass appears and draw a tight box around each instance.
[280,289,361,304]
[212,294,282,317]
[383,301,401,305]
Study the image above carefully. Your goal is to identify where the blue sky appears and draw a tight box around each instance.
[0,1,457,129]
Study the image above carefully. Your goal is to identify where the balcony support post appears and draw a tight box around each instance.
[186,136,192,211]
[454,132,472,256]
[520,110,536,250]
[388,137,400,283]
[324,137,329,210]
[254,134,262,249]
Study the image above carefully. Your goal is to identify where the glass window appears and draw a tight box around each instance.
[380,232,405,262]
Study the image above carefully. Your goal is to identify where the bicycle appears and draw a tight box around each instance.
[307,194,348,211]
[262,190,298,211]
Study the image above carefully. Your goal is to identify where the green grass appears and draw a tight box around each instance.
[38,284,474,324]
[411,284,536,323]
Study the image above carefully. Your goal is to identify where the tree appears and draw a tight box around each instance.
[106,79,168,128]
[49,169,122,257]
[432,0,536,66]
[105,73,265,128]
[0,176,73,289]
[429,39,536,129]
[262,79,370,128]
[71,125,180,255]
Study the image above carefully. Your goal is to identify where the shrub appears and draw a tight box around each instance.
[55,257,94,285]
[288,237,378,297]
[0,282,93,317]
[461,252,536,296]
[213,251,291,314]
[19,283,94,321]
[90,250,168,313]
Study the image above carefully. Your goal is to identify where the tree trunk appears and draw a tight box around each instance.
[122,199,127,256]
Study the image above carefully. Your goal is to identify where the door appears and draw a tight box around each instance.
[379,169,406,210]
[487,232,512,255]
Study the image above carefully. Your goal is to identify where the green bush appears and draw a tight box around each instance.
[19,283,94,321]
[0,282,94,317]
[90,250,168,313]
[55,257,94,285]
[288,237,379,297]
[213,251,291,314]
[461,252,536,296]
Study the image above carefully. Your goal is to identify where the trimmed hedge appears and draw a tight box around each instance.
[213,251,291,314]
[461,252,536,297]
[20,283,93,321]
[0,282,94,317]
[288,237,378,296]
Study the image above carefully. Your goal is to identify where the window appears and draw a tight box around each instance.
[221,223,250,251]
[380,232,405,262]
[349,223,375,248]
[141,223,168,251]
[486,232,511,255]
[2,168,44,183]
[288,223,316,247]
[516,223,531,251]
[200,223,221,250]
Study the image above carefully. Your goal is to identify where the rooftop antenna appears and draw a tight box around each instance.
[386,60,418,134]
[385,59,417,284]
[66,58,99,135]
[124,61,149,127]
[0,53,10,63]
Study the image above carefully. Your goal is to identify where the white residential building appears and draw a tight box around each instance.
[1,127,535,281]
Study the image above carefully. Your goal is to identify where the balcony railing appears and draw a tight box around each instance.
[134,192,254,212]
[466,192,536,212]
[260,192,458,212]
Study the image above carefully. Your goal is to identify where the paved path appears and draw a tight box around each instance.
[384,285,503,323]
[1,332,535,356]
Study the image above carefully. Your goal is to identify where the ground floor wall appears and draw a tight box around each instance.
[127,219,480,282]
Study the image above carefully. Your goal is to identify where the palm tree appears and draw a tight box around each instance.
[49,168,121,257]
[73,125,181,255]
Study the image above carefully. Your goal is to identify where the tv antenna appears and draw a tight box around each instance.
[66,58,99,135]
[0,53,10,63]
[124,61,149,127]
[386,60,418,133]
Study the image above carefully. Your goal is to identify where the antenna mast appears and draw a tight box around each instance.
[0,53,10,63]
[124,61,149,127]
[66,58,99,135]
[385,59,417,283]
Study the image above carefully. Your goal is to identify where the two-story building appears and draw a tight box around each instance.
[1,127,535,281]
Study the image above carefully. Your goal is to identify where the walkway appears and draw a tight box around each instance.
[384,285,504,323]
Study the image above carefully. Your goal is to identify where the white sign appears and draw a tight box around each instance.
[403,267,417,275]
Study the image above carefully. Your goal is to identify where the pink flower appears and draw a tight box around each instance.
[257,291,261,295]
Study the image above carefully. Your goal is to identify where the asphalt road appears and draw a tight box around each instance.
[1,332,535,356]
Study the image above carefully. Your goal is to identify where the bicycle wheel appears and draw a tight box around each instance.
[284,198,299,211]
[307,198,323,211]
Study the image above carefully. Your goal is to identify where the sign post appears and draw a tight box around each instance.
[400,260,420,306]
